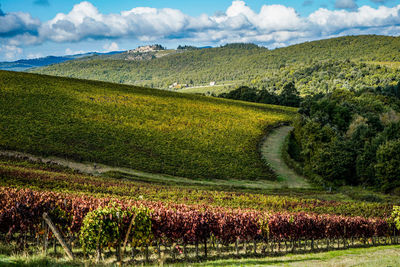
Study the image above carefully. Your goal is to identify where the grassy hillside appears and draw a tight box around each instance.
[31,35,400,89]
[0,70,295,180]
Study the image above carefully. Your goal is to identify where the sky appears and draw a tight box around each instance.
[0,0,399,61]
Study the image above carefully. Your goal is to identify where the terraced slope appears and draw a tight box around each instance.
[0,70,296,180]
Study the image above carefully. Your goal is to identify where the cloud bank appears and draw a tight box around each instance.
[1,0,400,57]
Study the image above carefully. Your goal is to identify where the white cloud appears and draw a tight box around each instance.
[0,11,40,38]
[26,52,43,59]
[39,2,192,42]
[309,5,400,34]
[65,48,86,55]
[103,42,119,52]
[0,45,23,60]
[2,0,400,54]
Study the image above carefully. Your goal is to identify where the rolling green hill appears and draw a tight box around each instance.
[31,35,400,90]
[0,70,295,180]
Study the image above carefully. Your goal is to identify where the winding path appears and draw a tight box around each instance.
[0,126,309,190]
[0,150,283,191]
[261,126,310,188]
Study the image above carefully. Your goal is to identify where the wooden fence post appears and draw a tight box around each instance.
[184,244,188,259]
[204,239,208,258]
[145,245,149,263]
[157,242,161,260]
[235,239,239,256]
[121,214,136,260]
[42,213,74,260]
[43,224,49,255]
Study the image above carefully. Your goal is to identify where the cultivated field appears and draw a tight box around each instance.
[1,70,399,266]
[0,71,295,181]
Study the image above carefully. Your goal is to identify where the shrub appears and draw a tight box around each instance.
[389,206,400,231]
[79,203,126,254]
[79,203,152,258]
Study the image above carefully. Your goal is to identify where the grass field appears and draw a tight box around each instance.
[1,244,399,266]
[367,61,400,69]
[0,70,296,181]
[178,85,232,95]
[185,245,400,267]
[177,81,241,95]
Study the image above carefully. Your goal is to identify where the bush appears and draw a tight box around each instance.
[80,204,126,254]
[389,206,400,231]
[79,203,152,257]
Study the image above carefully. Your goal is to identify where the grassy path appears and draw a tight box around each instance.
[261,126,310,188]
[0,150,284,191]
[0,125,310,191]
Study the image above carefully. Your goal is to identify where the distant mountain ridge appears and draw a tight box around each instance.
[0,44,216,72]
[0,51,123,71]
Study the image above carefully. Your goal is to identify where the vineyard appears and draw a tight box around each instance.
[0,70,296,181]
[1,186,399,265]
[2,42,400,265]
[0,157,393,218]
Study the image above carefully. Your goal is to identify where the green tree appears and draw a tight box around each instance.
[375,139,400,191]
[279,82,301,107]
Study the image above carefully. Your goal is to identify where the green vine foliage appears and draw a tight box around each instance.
[130,206,153,248]
[389,206,400,231]
[48,205,72,235]
[79,203,152,255]
[259,216,270,240]
[79,203,125,253]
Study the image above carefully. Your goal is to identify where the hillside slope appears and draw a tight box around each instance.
[31,35,400,89]
[0,71,295,180]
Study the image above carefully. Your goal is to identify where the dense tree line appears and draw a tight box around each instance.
[289,86,400,192]
[248,60,400,95]
[218,83,301,107]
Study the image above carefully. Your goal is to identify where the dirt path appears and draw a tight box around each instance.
[0,126,309,190]
[0,150,285,191]
[261,126,310,188]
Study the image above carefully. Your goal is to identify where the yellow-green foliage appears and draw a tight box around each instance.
[80,204,125,253]
[390,206,400,230]
[0,71,295,180]
[79,204,152,254]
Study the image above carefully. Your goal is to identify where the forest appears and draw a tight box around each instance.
[218,58,400,193]
[288,86,400,192]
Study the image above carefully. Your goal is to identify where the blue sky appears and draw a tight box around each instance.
[0,0,399,61]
